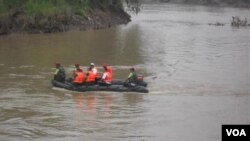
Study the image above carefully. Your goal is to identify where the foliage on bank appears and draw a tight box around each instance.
[0,0,134,35]
[0,0,125,17]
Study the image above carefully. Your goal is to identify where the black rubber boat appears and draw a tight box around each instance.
[111,79,147,87]
[52,80,149,93]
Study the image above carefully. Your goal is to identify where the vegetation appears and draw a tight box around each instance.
[1,0,248,35]
[125,0,141,14]
[0,0,125,18]
[0,0,141,34]
[0,0,248,19]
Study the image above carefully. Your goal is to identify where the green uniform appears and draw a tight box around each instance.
[54,67,65,82]
[128,72,137,83]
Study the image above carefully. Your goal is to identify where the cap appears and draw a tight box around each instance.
[55,63,60,66]
[90,63,95,66]
[75,64,80,67]
[102,63,107,67]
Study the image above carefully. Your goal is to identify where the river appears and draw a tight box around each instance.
[0,3,249,141]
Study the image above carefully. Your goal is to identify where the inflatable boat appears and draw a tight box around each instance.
[52,80,149,93]
[111,79,147,87]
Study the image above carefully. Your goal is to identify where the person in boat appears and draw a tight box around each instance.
[54,63,65,82]
[125,67,138,87]
[102,63,112,76]
[89,62,98,81]
[71,64,85,86]
[99,64,112,86]
[85,67,96,85]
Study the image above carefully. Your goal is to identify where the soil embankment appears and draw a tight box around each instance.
[0,6,131,35]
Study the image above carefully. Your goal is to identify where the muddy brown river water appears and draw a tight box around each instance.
[0,3,249,141]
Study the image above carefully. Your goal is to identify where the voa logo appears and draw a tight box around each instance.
[226,129,247,136]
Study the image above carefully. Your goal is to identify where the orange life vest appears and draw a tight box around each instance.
[107,67,112,80]
[86,71,96,83]
[73,71,85,84]
[103,71,112,83]
[92,67,98,78]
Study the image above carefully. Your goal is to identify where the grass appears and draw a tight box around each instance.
[0,0,93,18]
[1,0,134,27]
[24,0,90,17]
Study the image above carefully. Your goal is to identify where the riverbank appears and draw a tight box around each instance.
[0,7,130,35]
[0,1,131,35]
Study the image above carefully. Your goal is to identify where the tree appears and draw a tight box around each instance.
[125,0,141,14]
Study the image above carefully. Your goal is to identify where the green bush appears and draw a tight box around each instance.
[0,0,128,19]
[0,0,5,13]
[24,0,69,15]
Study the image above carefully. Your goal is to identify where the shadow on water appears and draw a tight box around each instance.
[0,25,145,68]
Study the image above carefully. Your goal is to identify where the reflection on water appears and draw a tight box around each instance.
[0,88,147,140]
[0,25,144,67]
[71,94,111,117]
[0,2,250,141]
